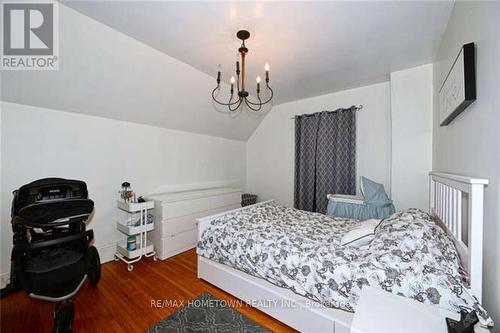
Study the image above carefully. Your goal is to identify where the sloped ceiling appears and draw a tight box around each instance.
[0,4,263,141]
[1,1,454,141]
[63,0,453,104]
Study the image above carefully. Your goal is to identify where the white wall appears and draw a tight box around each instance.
[390,64,433,211]
[0,106,2,285]
[432,1,500,324]
[0,102,246,280]
[247,82,391,207]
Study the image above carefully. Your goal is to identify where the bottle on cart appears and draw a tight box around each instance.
[126,236,136,251]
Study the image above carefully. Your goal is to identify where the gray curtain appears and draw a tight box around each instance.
[294,107,356,213]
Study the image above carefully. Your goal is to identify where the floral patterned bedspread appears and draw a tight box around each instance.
[197,202,493,327]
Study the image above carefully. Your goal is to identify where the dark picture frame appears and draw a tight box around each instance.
[439,42,476,126]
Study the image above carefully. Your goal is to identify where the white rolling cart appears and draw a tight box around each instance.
[114,200,157,271]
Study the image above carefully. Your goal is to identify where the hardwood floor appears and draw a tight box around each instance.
[1,249,295,332]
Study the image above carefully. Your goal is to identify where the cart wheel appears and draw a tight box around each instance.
[127,264,134,272]
[88,246,101,285]
[153,255,158,261]
[53,300,74,333]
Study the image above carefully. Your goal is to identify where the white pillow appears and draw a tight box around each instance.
[341,219,381,247]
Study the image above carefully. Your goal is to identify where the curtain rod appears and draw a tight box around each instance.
[290,105,363,119]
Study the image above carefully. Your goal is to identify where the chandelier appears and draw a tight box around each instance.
[212,30,273,112]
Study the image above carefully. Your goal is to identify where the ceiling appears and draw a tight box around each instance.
[1,1,454,141]
[64,1,454,105]
[1,3,264,141]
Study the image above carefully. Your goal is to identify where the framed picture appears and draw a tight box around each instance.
[439,42,476,126]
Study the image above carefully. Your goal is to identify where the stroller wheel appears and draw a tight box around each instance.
[88,246,101,285]
[53,300,74,333]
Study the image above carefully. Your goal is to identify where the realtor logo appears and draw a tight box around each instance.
[1,1,59,70]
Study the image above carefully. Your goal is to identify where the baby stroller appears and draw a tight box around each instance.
[1,178,101,332]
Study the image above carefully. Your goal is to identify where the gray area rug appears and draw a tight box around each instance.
[146,292,272,333]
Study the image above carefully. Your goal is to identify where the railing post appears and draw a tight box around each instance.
[429,175,435,214]
[468,183,484,303]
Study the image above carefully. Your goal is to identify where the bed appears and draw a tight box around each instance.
[196,172,492,332]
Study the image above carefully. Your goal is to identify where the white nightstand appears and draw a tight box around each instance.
[351,287,488,333]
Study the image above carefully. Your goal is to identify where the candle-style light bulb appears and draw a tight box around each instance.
[264,63,270,82]
[230,76,235,94]
[216,64,221,84]
[256,76,261,83]
[256,76,261,94]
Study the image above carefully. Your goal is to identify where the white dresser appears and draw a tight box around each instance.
[147,188,241,260]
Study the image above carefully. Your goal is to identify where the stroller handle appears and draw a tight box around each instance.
[12,213,92,228]
[12,230,94,253]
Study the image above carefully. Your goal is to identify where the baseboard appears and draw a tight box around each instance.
[96,241,117,264]
[1,271,10,289]
[0,242,118,288]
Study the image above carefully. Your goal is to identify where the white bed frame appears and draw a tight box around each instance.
[429,171,488,303]
[197,172,488,332]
